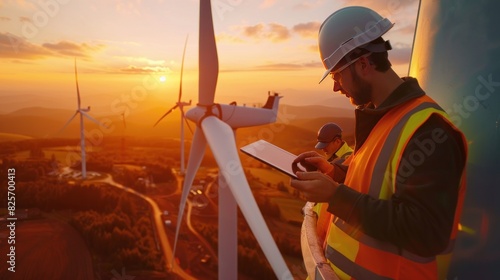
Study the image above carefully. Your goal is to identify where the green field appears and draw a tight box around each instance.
[9,146,102,163]
[246,167,290,185]
[44,147,78,163]
[246,167,303,223]
[271,196,305,223]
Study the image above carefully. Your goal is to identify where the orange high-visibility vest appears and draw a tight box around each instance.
[324,95,467,280]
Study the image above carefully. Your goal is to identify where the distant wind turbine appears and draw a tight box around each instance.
[59,58,107,179]
[121,112,127,129]
[154,35,193,175]
[121,112,126,161]
[171,1,291,279]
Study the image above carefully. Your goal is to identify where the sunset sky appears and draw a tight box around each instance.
[0,0,419,115]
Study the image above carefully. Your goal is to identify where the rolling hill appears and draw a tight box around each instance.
[0,132,33,142]
[0,104,355,146]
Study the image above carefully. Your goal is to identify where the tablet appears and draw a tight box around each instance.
[240,140,298,178]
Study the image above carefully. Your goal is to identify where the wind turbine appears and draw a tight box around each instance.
[59,58,106,179]
[172,1,291,279]
[154,36,193,175]
[121,112,127,129]
[121,112,126,161]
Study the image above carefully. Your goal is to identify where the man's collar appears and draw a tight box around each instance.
[357,77,425,113]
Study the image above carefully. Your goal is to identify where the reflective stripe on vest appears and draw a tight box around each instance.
[324,95,467,280]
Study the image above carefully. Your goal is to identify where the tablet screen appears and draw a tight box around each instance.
[240,140,298,178]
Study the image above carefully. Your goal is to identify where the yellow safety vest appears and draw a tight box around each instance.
[321,95,467,279]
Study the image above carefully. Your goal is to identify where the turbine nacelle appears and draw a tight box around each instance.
[185,94,282,128]
[80,106,91,112]
[177,100,192,107]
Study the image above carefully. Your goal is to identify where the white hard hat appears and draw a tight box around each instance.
[318,6,394,83]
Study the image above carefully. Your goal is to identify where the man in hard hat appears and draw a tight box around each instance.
[315,122,353,163]
[290,6,467,280]
[313,122,353,243]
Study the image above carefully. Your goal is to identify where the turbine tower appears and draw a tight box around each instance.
[171,1,291,279]
[121,112,126,161]
[154,36,193,175]
[59,59,106,179]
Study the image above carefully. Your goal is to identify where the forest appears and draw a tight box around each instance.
[0,136,306,279]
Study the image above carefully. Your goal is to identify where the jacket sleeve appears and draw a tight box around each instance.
[327,115,466,257]
[330,158,349,183]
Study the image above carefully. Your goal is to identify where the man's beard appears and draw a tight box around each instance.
[347,67,372,106]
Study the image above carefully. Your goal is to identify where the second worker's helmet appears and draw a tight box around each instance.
[316,123,343,149]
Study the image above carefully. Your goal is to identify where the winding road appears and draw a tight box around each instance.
[91,174,196,280]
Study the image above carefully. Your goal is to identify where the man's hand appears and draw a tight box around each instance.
[290,171,339,202]
[293,151,334,174]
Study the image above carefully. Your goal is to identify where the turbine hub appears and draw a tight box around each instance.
[185,104,222,124]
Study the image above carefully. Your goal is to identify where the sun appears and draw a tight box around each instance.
[159,76,166,83]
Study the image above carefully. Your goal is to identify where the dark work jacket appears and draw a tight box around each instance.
[328,77,467,257]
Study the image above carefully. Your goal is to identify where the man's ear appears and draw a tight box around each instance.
[358,56,373,75]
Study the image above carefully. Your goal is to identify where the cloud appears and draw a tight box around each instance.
[120,65,168,74]
[0,33,168,75]
[293,0,324,10]
[241,23,291,42]
[340,0,418,17]
[388,45,412,65]
[243,23,265,38]
[268,23,291,42]
[123,56,165,65]
[337,0,419,33]
[254,61,322,71]
[0,32,52,59]
[257,63,301,70]
[0,32,105,60]
[42,41,106,58]
[393,24,416,35]
[293,21,321,38]
[239,21,321,43]
[215,33,245,43]
[251,50,411,72]
[19,16,31,23]
[113,56,172,74]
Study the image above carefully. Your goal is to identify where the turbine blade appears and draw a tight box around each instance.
[58,111,79,134]
[201,116,291,278]
[178,35,188,102]
[172,128,207,260]
[180,107,194,134]
[74,58,81,108]
[153,104,178,127]
[198,0,218,106]
[80,111,108,128]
